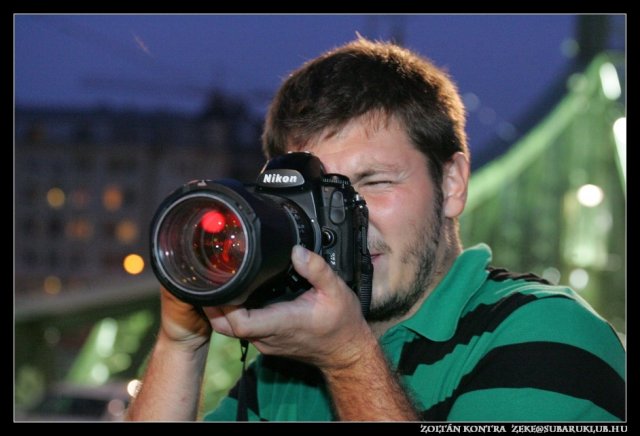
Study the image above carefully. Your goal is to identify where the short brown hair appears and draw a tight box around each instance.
[262,37,468,183]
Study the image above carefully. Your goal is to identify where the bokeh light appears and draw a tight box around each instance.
[123,254,144,275]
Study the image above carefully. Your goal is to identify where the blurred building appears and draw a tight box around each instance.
[15,96,265,300]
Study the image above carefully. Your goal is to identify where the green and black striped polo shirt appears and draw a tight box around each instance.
[204,244,625,421]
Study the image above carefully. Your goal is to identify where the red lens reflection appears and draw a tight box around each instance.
[192,206,246,286]
[201,210,226,233]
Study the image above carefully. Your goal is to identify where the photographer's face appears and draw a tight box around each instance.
[298,117,445,322]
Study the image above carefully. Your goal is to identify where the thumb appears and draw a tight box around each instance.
[291,245,342,296]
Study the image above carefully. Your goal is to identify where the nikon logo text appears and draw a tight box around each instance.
[262,174,298,184]
[257,170,304,188]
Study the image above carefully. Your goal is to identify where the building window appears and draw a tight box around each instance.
[66,218,94,240]
[103,186,123,211]
[102,252,125,270]
[48,218,64,238]
[108,157,138,173]
[115,219,139,244]
[69,251,86,269]
[75,156,94,173]
[71,188,92,209]
[103,221,117,239]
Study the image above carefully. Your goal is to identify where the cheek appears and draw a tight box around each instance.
[366,192,432,249]
[366,194,414,241]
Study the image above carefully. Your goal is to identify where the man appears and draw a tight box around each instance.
[126,38,625,421]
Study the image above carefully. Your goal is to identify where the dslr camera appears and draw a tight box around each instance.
[149,152,372,315]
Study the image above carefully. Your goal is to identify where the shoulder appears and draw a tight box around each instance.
[447,269,626,420]
[463,268,624,369]
[476,268,622,357]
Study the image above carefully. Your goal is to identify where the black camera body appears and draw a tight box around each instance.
[149,152,372,315]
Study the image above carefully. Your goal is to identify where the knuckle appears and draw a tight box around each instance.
[232,323,252,338]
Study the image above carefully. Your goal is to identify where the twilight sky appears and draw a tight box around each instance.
[14,14,622,155]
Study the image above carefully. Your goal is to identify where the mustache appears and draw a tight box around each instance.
[367,225,391,254]
[368,238,391,254]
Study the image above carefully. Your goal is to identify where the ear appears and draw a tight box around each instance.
[442,152,470,218]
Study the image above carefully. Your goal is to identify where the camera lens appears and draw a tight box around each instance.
[150,176,322,307]
[155,194,248,293]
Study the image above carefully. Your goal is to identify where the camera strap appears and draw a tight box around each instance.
[236,339,250,421]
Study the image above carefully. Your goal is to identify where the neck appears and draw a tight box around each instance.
[368,221,462,338]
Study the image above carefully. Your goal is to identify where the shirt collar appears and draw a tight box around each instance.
[399,243,492,342]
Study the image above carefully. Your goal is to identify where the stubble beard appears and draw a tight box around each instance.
[366,190,444,323]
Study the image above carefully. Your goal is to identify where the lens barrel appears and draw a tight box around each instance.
[150,179,299,306]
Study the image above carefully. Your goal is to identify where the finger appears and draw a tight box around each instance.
[204,305,236,337]
[291,245,343,297]
[219,302,297,339]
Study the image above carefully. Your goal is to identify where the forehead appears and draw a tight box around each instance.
[285,111,399,149]
[294,115,426,178]
[319,111,397,143]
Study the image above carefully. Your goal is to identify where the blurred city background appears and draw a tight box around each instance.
[14,14,625,420]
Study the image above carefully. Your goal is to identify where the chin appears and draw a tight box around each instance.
[369,286,392,310]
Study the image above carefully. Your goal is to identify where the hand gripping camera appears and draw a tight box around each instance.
[149,152,373,315]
